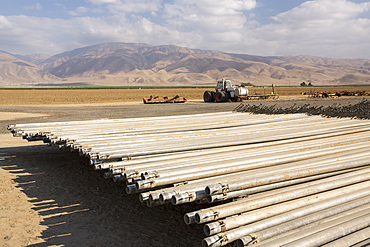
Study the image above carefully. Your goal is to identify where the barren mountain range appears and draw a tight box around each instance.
[1,42,370,87]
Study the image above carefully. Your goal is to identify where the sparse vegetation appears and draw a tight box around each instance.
[300,82,313,86]
[238,82,255,87]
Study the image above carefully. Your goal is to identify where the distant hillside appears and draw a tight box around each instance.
[0,52,58,86]
[15,53,50,65]
[1,42,370,87]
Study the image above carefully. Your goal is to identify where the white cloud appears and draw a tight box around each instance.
[0,0,257,55]
[24,3,43,10]
[0,15,71,54]
[273,0,370,25]
[107,0,162,14]
[158,0,257,52]
[248,0,370,58]
[0,15,13,29]
[0,13,184,55]
[68,7,90,16]
[164,0,256,17]
[86,0,120,4]
[163,0,256,33]
[0,0,369,59]
[204,0,256,14]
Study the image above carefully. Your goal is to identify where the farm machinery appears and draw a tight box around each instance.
[203,79,277,102]
[143,95,187,104]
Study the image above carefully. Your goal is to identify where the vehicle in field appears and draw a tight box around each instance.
[203,79,277,102]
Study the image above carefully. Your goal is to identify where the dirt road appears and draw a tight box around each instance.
[0,96,368,247]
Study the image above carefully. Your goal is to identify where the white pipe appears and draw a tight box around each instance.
[235,196,370,246]
[194,170,370,224]
[282,210,370,247]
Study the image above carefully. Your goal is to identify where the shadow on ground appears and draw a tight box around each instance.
[0,142,204,247]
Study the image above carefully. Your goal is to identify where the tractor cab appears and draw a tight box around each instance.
[216,79,232,92]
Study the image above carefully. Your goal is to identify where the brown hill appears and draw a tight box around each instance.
[0,52,59,86]
[15,53,50,65]
[1,43,370,86]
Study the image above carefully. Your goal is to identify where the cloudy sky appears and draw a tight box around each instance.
[1,0,370,59]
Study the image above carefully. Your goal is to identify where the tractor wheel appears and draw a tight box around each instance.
[231,97,240,102]
[215,91,229,102]
[203,91,215,102]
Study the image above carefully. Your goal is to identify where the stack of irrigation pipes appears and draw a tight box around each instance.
[8,111,370,246]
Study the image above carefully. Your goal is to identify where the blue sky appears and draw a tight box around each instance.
[1,0,370,59]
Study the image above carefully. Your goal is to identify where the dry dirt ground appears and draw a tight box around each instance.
[1,88,369,247]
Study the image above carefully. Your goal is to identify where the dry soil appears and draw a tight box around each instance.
[0,88,369,247]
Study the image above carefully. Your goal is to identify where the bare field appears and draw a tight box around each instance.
[1,86,370,105]
[1,86,370,247]
[0,88,212,105]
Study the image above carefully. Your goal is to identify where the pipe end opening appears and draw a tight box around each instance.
[171,195,177,205]
[184,213,196,225]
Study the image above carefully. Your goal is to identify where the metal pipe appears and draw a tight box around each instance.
[125,184,138,194]
[177,169,353,206]
[186,179,370,228]
[206,170,349,203]
[148,172,254,205]
[94,122,370,160]
[69,114,317,148]
[204,198,370,247]
[282,210,370,247]
[144,172,241,205]
[320,226,370,247]
[242,202,370,247]
[12,112,261,140]
[64,116,347,151]
[92,127,370,171]
[205,150,370,196]
[91,126,370,173]
[140,152,369,206]
[202,174,370,236]
[235,196,370,246]
[193,171,370,224]
[184,212,198,225]
[9,112,370,247]
[42,114,319,141]
[139,141,370,187]
[137,147,369,191]
[143,168,278,210]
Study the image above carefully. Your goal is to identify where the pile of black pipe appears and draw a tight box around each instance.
[234,99,370,119]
